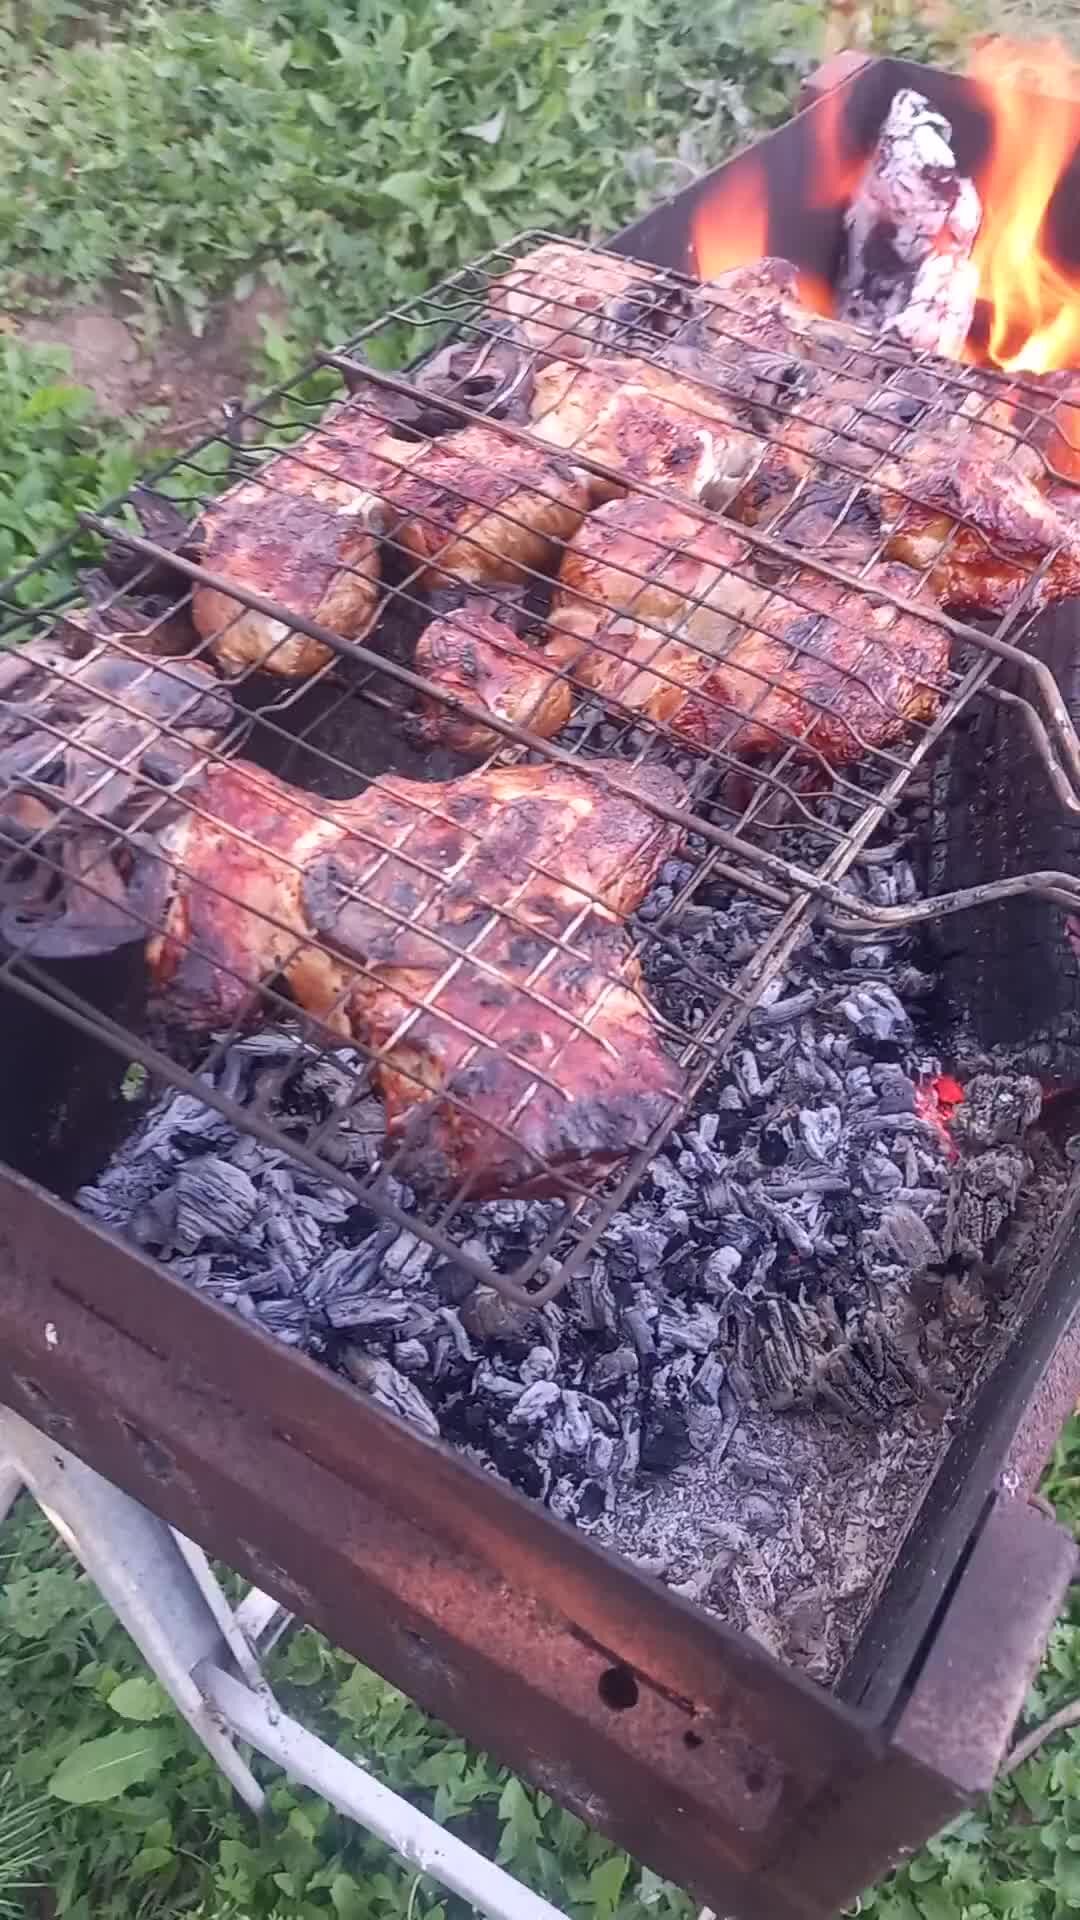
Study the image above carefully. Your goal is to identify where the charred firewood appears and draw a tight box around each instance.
[839,89,982,358]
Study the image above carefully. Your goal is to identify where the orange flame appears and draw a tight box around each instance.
[691,153,770,282]
[691,81,869,319]
[967,39,1080,373]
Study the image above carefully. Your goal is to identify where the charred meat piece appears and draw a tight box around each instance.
[548,496,948,766]
[409,330,536,428]
[486,242,656,359]
[411,601,573,757]
[141,757,686,1198]
[53,586,198,660]
[386,423,590,590]
[192,398,424,680]
[0,642,235,958]
[529,353,761,508]
[874,433,1080,613]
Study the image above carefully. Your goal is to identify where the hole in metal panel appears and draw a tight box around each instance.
[597,1664,639,1711]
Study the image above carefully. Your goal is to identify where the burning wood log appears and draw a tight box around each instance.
[839,89,982,358]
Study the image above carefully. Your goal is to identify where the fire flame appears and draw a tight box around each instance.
[691,37,1080,376]
[690,149,835,317]
[967,39,1080,373]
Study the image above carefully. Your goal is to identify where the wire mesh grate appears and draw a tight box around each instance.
[4,228,1080,1303]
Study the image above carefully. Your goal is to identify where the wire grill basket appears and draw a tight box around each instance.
[4,229,1080,1304]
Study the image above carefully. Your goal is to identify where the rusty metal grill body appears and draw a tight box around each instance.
[2,53,1080,1920]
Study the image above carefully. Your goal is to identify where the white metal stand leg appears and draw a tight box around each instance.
[0,1408,267,1812]
[0,1410,568,1920]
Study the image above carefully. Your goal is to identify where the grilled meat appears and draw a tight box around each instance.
[143,757,686,1198]
[487,242,655,359]
[193,399,424,679]
[529,353,761,507]
[547,496,947,766]
[387,424,590,589]
[411,602,572,756]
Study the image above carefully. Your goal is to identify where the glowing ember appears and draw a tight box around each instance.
[966,39,1080,373]
[916,1072,965,1155]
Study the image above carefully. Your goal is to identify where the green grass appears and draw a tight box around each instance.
[4,1420,1080,1919]
[0,0,969,356]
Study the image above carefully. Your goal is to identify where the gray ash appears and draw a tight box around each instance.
[77,796,1059,1681]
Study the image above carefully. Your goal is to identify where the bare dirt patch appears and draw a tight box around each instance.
[14,282,290,442]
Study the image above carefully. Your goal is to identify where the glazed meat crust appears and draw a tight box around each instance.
[411,602,573,756]
[529,353,761,507]
[384,424,590,589]
[193,401,422,679]
[486,241,654,360]
[548,497,948,765]
[690,262,1080,616]
[147,757,686,1198]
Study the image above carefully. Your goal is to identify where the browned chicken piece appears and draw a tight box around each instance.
[192,399,423,680]
[486,241,654,359]
[411,602,572,757]
[529,353,763,508]
[141,757,686,1198]
[387,424,590,590]
[547,496,948,767]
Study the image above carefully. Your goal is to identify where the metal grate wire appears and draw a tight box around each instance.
[4,228,1080,1303]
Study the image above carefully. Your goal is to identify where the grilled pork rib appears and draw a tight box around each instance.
[147,757,686,1198]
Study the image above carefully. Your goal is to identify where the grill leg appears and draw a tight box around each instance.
[0,1410,572,1920]
[0,1408,267,1813]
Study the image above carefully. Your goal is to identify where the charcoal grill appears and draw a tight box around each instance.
[4,51,1080,1920]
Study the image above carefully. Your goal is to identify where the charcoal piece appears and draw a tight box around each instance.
[588,1347,639,1395]
[799,1104,842,1163]
[172,1156,259,1255]
[474,1363,528,1405]
[943,1148,1031,1263]
[520,1345,557,1384]
[550,1391,592,1456]
[392,1339,431,1373]
[953,1074,1042,1149]
[381,1229,433,1282]
[640,1409,693,1473]
[656,1302,721,1355]
[624,1305,658,1361]
[266,1206,323,1281]
[861,1152,904,1199]
[305,1234,392,1312]
[840,985,913,1046]
[940,1270,986,1331]
[508,1380,562,1427]
[461,1286,545,1352]
[839,89,980,356]
[430,1260,478,1306]
[342,1350,440,1440]
[869,1202,941,1274]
